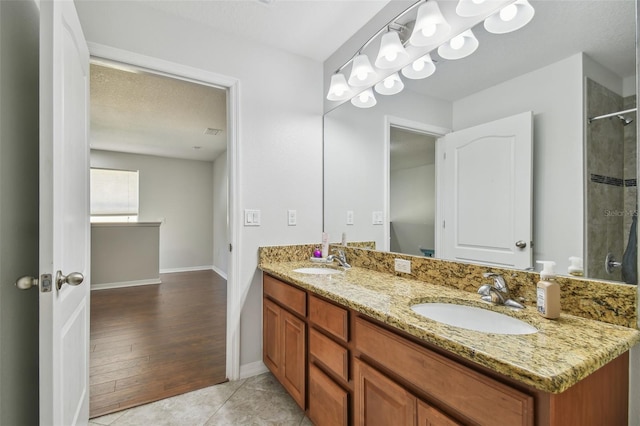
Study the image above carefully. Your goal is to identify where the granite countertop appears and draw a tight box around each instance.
[260,260,640,394]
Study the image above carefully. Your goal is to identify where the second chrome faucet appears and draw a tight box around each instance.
[478,272,524,309]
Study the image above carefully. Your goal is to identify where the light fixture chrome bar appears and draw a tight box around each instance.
[588,108,637,123]
[334,0,424,74]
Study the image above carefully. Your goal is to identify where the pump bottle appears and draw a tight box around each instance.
[536,260,560,319]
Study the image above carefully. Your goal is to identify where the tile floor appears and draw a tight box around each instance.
[90,372,313,426]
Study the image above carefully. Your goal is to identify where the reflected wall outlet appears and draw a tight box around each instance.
[372,211,383,225]
[394,259,411,274]
[287,209,297,226]
[346,210,354,225]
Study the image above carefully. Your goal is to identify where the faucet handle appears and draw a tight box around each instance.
[483,272,507,293]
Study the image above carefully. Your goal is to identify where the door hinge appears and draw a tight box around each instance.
[442,220,446,229]
[229,243,233,252]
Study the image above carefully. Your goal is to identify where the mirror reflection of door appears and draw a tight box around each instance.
[389,127,437,257]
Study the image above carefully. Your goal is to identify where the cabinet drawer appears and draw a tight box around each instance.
[354,317,534,426]
[263,274,306,317]
[309,363,349,426]
[309,295,348,342]
[309,327,349,382]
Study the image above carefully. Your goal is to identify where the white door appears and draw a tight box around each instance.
[439,111,532,269]
[39,1,90,424]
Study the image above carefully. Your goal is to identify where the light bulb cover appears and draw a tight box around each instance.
[455,0,500,17]
[351,88,377,108]
[437,29,479,60]
[484,0,535,34]
[401,54,436,79]
[326,73,353,101]
[409,1,451,47]
[348,54,378,87]
[375,31,410,69]
[374,73,405,95]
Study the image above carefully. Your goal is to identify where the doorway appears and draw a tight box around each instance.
[87,54,237,417]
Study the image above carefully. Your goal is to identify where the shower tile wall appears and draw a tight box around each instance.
[586,79,624,281]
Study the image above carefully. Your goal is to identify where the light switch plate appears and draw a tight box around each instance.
[244,209,261,226]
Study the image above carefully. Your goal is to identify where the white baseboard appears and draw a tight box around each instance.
[239,361,268,379]
[211,265,227,280]
[160,265,213,274]
[91,278,161,291]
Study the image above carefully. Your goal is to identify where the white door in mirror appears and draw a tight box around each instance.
[439,111,533,269]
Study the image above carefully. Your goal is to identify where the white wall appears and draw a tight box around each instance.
[213,151,228,277]
[324,90,451,249]
[91,150,214,272]
[76,1,324,369]
[453,54,585,275]
[0,1,40,424]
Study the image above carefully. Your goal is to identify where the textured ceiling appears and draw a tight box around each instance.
[90,63,227,161]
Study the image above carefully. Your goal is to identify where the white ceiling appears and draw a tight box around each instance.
[89,0,636,161]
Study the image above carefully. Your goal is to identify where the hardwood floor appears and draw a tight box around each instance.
[89,270,227,418]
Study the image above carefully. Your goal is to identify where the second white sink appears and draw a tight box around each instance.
[411,303,537,335]
[293,267,341,275]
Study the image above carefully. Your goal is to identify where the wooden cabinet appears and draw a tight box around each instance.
[308,363,349,426]
[354,359,416,426]
[262,276,306,409]
[417,400,462,426]
[308,294,351,426]
[262,273,630,426]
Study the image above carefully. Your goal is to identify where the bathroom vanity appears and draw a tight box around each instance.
[259,245,639,426]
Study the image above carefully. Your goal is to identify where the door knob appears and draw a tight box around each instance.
[56,270,84,290]
[15,276,38,290]
[515,240,527,249]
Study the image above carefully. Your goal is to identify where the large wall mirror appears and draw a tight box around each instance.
[323,0,637,284]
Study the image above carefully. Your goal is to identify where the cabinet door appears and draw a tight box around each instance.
[418,400,462,426]
[282,310,306,409]
[263,298,281,375]
[354,359,416,426]
[309,363,349,426]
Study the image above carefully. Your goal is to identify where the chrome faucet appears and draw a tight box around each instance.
[478,272,524,309]
[326,249,351,269]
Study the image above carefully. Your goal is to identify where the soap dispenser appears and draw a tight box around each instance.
[536,261,560,319]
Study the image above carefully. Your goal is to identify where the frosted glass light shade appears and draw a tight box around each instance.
[409,1,451,47]
[348,54,378,87]
[437,29,479,60]
[351,88,377,108]
[401,54,436,79]
[326,73,353,101]
[374,73,404,95]
[484,0,535,34]
[456,0,500,17]
[375,31,409,69]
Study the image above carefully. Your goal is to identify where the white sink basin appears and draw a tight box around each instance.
[411,303,537,335]
[293,267,341,275]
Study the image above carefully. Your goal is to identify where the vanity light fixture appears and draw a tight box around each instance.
[409,1,451,46]
[437,29,479,60]
[348,54,378,87]
[455,0,500,18]
[484,0,535,34]
[327,73,353,101]
[375,30,410,69]
[374,72,405,95]
[401,53,436,80]
[326,0,535,108]
[351,88,377,108]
